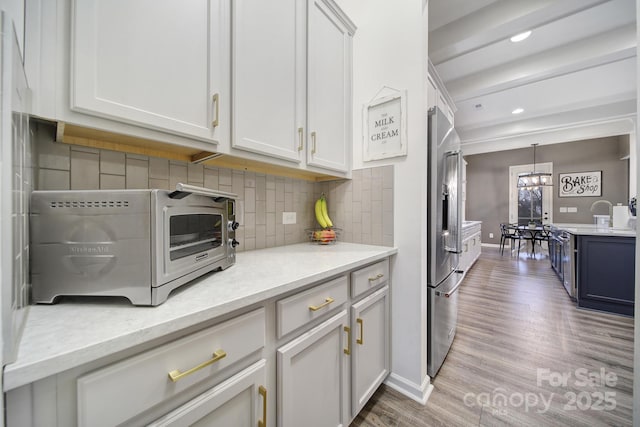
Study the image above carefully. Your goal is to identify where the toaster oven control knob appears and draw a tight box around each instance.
[229,238,240,248]
[228,220,240,231]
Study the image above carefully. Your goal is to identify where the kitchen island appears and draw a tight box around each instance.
[5,242,396,426]
[551,223,635,316]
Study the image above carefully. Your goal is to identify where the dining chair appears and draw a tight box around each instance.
[533,224,551,256]
[500,223,523,256]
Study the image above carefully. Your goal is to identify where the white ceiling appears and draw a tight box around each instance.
[428,0,637,155]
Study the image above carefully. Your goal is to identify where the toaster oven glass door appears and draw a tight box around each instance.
[169,213,223,261]
[161,206,228,283]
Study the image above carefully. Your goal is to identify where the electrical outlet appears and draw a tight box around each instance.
[559,207,567,213]
[568,207,577,213]
[489,232,494,239]
[282,212,296,225]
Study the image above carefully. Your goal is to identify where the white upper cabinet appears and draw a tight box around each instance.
[232,0,355,173]
[71,0,229,144]
[306,0,354,172]
[231,0,304,162]
[427,59,455,126]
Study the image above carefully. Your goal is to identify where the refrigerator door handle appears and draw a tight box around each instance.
[443,150,462,254]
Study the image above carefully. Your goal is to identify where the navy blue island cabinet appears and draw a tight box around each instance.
[577,235,636,316]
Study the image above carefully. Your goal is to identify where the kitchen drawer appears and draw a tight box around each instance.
[276,275,348,339]
[77,308,265,427]
[351,259,389,298]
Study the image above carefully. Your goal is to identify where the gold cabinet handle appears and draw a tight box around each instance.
[308,297,334,311]
[167,349,226,382]
[311,131,317,154]
[258,385,267,427]
[297,127,304,152]
[356,318,364,345]
[212,93,220,127]
[368,273,384,282]
[344,326,351,355]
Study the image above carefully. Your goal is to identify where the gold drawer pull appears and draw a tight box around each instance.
[212,93,220,127]
[344,326,351,355]
[356,318,364,345]
[258,385,267,427]
[368,273,384,282]
[167,349,226,382]
[308,297,334,311]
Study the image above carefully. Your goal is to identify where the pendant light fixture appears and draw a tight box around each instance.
[517,143,552,189]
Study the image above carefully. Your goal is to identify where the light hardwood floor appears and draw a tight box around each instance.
[352,249,634,426]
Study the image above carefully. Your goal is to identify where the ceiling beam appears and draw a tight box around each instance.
[429,0,612,64]
[444,24,637,102]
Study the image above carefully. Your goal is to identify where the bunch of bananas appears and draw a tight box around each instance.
[314,194,334,229]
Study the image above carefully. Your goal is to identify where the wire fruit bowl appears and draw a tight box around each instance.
[306,228,341,245]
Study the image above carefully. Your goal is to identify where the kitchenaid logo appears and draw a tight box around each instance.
[69,245,111,254]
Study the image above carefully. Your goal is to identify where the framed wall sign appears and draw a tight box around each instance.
[363,89,407,161]
[559,171,602,197]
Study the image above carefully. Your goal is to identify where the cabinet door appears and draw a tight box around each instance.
[351,286,389,417]
[72,0,227,142]
[426,73,438,110]
[277,310,350,427]
[149,360,267,427]
[306,0,353,173]
[231,0,304,163]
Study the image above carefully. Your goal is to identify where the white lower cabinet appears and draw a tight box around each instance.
[76,308,265,427]
[148,359,267,427]
[277,310,350,427]
[351,285,389,417]
[5,257,392,427]
[460,223,482,273]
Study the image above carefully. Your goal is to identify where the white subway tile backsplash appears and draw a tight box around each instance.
[266,189,276,212]
[149,157,169,179]
[168,161,187,189]
[244,187,256,212]
[244,212,256,238]
[232,171,244,197]
[126,157,149,189]
[38,169,69,190]
[256,201,266,225]
[204,166,219,189]
[148,178,170,190]
[187,163,204,184]
[219,168,232,186]
[71,149,99,190]
[100,150,126,175]
[100,174,126,189]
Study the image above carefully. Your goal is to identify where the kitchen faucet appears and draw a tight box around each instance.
[590,199,613,218]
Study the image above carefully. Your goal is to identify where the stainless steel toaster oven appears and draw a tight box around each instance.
[30,184,239,306]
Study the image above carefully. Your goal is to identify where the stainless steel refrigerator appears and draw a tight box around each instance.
[427,106,464,377]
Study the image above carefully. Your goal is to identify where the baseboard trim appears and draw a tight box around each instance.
[481,243,500,248]
[384,373,434,405]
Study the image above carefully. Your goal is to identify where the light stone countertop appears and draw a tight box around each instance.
[4,242,397,391]
[551,223,637,237]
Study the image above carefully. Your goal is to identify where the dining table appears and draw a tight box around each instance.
[510,224,549,257]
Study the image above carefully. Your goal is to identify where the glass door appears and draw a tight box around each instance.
[509,163,553,225]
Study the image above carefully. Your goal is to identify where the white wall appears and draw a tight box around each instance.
[335,0,433,402]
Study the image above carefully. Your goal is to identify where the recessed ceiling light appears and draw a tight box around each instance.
[512,108,524,115]
[510,31,532,43]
